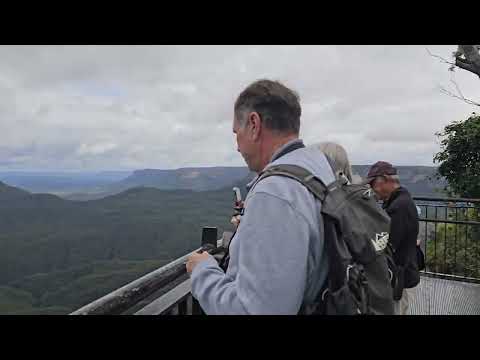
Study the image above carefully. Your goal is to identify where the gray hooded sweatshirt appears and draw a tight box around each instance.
[190,139,336,315]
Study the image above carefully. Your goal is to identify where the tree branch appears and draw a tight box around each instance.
[459,45,480,65]
[455,45,480,78]
[439,85,480,107]
[455,57,480,78]
[425,47,456,66]
[427,45,480,78]
[451,78,466,99]
[427,46,480,106]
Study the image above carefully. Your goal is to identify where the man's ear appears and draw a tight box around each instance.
[248,112,262,141]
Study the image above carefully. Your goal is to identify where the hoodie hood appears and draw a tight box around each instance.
[246,141,336,192]
[268,144,336,186]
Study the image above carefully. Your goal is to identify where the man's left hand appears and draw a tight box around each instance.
[186,251,211,274]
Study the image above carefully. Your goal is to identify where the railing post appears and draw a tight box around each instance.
[178,298,188,315]
[192,298,204,315]
[186,295,193,314]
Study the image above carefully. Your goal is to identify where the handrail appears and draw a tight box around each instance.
[413,196,480,204]
[70,232,226,315]
[419,218,480,226]
[70,248,199,315]
[135,278,192,315]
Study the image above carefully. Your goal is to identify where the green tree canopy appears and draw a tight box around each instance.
[434,113,480,198]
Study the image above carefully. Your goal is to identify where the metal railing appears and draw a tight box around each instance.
[71,197,479,315]
[70,227,231,315]
[413,196,480,283]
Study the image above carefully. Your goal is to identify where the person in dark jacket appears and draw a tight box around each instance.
[365,161,420,315]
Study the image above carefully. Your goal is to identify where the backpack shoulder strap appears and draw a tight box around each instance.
[253,164,330,202]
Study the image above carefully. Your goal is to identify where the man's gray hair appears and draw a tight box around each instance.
[234,79,301,135]
[312,142,359,184]
[385,174,401,183]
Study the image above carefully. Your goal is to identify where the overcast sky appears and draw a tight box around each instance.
[0,45,478,171]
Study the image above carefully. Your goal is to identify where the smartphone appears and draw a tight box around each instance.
[233,187,242,204]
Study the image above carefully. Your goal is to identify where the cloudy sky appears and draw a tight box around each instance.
[0,45,478,171]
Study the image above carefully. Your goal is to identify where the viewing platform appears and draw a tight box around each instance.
[71,197,480,315]
[410,276,480,315]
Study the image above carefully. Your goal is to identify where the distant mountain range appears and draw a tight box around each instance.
[0,171,131,196]
[60,165,446,201]
[0,165,447,201]
[63,167,253,201]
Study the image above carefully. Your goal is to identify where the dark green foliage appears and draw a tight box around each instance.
[0,286,35,313]
[0,184,235,314]
[434,113,480,198]
[429,114,480,278]
[423,208,480,279]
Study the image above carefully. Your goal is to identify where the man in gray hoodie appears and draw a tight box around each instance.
[186,79,335,315]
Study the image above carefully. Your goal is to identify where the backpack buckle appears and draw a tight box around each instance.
[346,264,354,282]
[362,188,374,199]
[321,288,329,301]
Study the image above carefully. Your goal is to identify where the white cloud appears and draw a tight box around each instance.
[76,142,118,156]
[0,45,478,171]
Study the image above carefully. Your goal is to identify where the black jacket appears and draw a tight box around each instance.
[382,186,420,289]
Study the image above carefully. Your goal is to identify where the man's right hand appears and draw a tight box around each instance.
[231,200,244,228]
[231,215,241,228]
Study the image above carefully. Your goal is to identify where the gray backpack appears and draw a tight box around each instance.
[254,164,396,315]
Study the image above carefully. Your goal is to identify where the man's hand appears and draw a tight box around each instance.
[231,200,244,229]
[230,215,241,228]
[186,251,211,274]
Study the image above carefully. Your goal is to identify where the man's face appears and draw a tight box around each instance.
[370,176,392,201]
[233,114,258,172]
